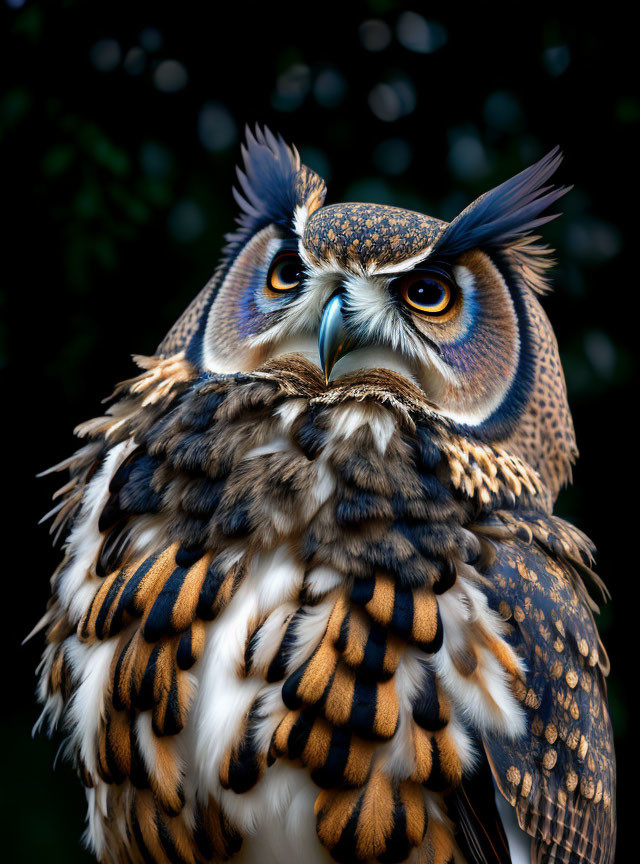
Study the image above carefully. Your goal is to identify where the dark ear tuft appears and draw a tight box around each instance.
[224,125,326,258]
[435,147,571,256]
[233,125,300,233]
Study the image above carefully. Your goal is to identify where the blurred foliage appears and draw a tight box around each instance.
[2,1,636,859]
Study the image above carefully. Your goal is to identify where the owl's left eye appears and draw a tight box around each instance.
[267,252,305,293]
[396,269,456,317]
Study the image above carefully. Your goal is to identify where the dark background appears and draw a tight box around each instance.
[2,2,635,861]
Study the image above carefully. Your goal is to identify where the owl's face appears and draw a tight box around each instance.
[161,128,577,496]
[204,210,522,430]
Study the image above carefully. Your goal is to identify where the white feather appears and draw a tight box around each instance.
[253,544,305,610]
[304,565,343,599]
[66,638,120,776]
[432,580,526,738]
[190,543,307,802]
[85,786,107,860]
[58,439,135,624]
[282,595,335,672]
[327,401,396,455]
[192,583,273,794]
[379,648,424,779]
[275,397,307,429]
[249,601,298,674]
[234,765,334,863]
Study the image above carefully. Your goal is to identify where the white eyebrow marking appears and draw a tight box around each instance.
[367,246,434,276]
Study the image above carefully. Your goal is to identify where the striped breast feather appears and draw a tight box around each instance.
[249,567,526,864]
[37,354,606,864]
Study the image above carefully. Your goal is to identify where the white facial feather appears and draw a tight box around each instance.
[249,263,464,410]
[368,247,434,275]
[247,260,340,352]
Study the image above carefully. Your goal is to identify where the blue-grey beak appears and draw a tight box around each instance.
[318,292,357,384]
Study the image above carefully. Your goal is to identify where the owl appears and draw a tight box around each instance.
[35,127,615,864]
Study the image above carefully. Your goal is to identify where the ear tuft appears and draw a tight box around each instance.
[234,125,300,231]
[435,147,571,256]
[225,125,326,255]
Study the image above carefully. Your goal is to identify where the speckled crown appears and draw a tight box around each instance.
[303,202,446,269]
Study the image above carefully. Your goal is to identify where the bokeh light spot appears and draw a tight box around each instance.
[272,64,311,112]
[123,47,146,76]
[89,39,121,72]
[313,67,347,108]
[372,138,412,175]
[396,13,447,54]
[359,19,392,52]
[484,90,523,134]
[447,127,491,181]
[168,199,206,243]
[344,177,395,205]
[140,141,173,177]
[369,76,416,122]
[139,27,163,52]
[543,45,570,76]
[565,218,622,263]
[153,60,189,93]
[198,102,237,152]
[584,330,617,379]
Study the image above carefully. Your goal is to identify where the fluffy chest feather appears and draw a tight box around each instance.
[36,357,613,864]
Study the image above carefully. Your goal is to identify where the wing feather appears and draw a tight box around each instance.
[475,511,615,864]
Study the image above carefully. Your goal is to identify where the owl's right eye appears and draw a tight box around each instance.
[267,252,305,293]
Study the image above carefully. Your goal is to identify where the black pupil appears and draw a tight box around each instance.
[279,258,302,284]
[408,277,446,309]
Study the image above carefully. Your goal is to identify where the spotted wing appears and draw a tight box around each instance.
[476,512,616,864]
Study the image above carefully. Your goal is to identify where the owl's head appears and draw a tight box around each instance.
[159,127,577,497]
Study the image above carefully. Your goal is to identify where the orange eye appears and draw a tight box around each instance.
[398,271,455,316]
[267,253,304,293]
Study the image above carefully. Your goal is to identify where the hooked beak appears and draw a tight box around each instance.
[318,292,357,384]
